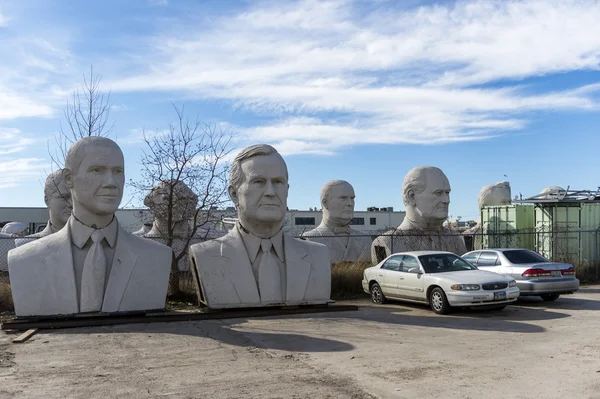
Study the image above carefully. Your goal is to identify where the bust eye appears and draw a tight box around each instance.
[91,167,101,173]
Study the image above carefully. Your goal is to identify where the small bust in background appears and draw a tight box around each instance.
[31,170,73,238]
[143,180,198,239]
[303,180,371,262]
[478,181,511,209]
[371,166,467,263]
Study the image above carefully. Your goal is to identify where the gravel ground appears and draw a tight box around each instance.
[0,285,598,399]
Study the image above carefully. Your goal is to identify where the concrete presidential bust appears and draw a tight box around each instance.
[188,144,331,309]
[371,166,467,263]
[14,170,73,249]
[463,181,512,249]
[303,180,371,262]
[8,136,172,316]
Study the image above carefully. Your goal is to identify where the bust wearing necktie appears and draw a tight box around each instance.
[303,180,372,263]
[8,137,172,316]
[188,144,331,309]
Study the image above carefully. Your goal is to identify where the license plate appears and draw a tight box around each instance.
[551,270,561,277]
[494,291,506,300]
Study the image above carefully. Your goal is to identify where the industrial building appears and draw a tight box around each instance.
[0,206,406,236]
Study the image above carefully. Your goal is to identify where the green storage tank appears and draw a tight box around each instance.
[480,205,535,250]
[534,203,600,264]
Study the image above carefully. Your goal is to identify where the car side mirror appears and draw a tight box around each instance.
[407,267,422,274]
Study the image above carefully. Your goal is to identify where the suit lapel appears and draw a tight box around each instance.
[44,225,79,313]
[284,234,311,302]
[219,228,261,304]
[102,225,138,312]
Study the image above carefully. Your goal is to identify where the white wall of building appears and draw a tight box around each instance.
[0,207,405,236]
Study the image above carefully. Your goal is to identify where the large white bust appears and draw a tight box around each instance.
[303,180,371,263]
[463,181,512,247]
[189,144,331,309]
[371,166,467,263]
[8,137,173,316]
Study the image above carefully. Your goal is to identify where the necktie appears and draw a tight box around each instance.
[80,230,107,312]
[257,239,281,303]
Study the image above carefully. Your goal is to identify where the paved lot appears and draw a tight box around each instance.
[0,285,599,399]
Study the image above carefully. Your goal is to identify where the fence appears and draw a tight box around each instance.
[1,227,598,313]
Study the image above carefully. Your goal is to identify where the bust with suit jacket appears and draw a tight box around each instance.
[8,137,172,317]
[303,180,372,263]
[189,144,331,309]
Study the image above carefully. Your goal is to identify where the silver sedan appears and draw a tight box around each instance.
[462,248,580,301]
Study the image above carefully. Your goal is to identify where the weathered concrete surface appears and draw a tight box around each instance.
[1,286,599,399]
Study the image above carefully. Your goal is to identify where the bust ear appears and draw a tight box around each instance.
[62,168,74,189]
[228,185,239,207]
[406,189,416,206]
[43,194,50,207]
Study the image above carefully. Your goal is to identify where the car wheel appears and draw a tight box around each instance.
[370,283,386,304]
[429,287,452,315]
[541,294,560,302]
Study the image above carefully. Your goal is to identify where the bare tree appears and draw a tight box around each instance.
[130,104,235,297]
[49,66,114,168]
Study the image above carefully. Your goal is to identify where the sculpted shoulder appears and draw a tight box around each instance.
[189,232,232,255]
[8,234,55,264]
[128,232,172,255]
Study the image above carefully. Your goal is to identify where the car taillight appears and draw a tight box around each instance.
[561,266,576,276]
[522,268,552,277]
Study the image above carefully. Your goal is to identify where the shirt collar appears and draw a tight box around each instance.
[237,223,284,263]
[47,220,58,234]
[70,215,118,249]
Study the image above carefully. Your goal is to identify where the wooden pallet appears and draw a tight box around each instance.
[1,304,358,332]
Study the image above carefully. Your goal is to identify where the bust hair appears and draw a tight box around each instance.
[320,180,351,207]
[402,166,444,205]
[478,181,511,209]
[44,170,66,198]
[64,136,123,174]
[144,180,198,209]
[228,144,288,192]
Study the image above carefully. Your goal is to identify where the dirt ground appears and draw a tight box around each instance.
[0,286,599,399]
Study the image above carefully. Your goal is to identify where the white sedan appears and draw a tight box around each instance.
[362,251,520,314]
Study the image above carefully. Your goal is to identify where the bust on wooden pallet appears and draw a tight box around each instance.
[188,144,331,309]
[8,137,173,317]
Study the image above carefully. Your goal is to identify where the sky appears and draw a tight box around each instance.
[1,0,600,222]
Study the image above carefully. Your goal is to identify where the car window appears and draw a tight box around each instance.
[418,254,477,273]
[381,255,403,272]
[477,251,500,266]
[400,256,420,272]
[502,250,549,264]
[462,252,480,265]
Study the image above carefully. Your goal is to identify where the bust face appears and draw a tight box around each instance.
[70,145,125,217]
[324,182,355,225]
[412,170,451,221]
[486,187,511,206]
[233,153,288,225]
[46,180,73,226]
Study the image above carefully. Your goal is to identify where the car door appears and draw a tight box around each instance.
[473,251,502,274]
[462,251,481,266]
[396,255,426,301]
[378,255,403,296]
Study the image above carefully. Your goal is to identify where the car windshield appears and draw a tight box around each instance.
[418,254,478,274]
[502,250,549,264]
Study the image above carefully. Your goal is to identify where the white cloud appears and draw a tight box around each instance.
[0,158,49,189]
[105,0,600,155]
[0,11,7,27]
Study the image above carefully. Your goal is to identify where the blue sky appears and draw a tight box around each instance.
[1,0,600,222]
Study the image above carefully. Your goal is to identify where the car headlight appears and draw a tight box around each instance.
[508,280,517,287]
[451,284,481,291]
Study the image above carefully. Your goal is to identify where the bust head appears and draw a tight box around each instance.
[320,180,355,228]
[63,136,125,227]
[144,180,198,224]
[44,170,73,229]
[540,186,566,199]
[477,181,511,209]
[402,166,450,229]
[228,144,289,236]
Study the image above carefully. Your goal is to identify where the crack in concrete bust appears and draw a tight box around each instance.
[302,180,372,263]
[188,144,332,309]
[371,166,467,264]
[8,136,173,317]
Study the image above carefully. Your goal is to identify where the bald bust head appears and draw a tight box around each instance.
[44,170,72,229]
[478,181,511,209]
[320,180,355,228]
[402,166,451,229]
